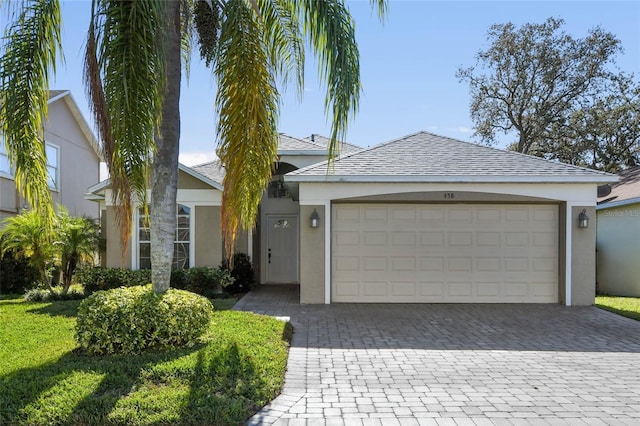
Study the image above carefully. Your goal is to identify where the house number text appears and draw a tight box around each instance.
[443,192,455,199]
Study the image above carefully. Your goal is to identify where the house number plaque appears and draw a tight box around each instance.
[443,192,455,199]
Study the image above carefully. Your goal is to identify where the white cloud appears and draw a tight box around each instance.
[179,151,217,166]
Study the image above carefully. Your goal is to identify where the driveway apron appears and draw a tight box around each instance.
[234,285,640,426]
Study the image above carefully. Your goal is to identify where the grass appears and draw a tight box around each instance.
[595,295,640,321]
[0,297,291,425]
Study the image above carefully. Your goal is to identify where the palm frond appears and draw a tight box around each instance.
[181,0,194,78]
[256,0,304,96]
[215,0,280,257]
[0,0,62,224]
[87,0,166,254]
[291,0,361,159]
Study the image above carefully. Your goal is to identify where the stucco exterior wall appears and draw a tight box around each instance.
[195,206,222,267]
[596,204,640,297]
[178,171,212,189]
[571,206,597,305]
[299,205,325,303]
[46,99,100,218]
[0,97,100,224]
[105,206,131,268]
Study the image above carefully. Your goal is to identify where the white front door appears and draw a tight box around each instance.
[266,215,299,283]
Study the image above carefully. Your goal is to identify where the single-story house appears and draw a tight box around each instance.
[596,166,640,297]
[87,131,616,305]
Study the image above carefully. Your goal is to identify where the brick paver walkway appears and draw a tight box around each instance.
[234,285,640,426]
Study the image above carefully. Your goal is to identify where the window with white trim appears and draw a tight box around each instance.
[138,204,191,269]
[45,143,59,189]
[0,138,12,177]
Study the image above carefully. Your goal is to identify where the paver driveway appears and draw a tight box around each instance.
[234,286,640,425]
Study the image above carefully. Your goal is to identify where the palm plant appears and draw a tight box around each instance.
[56,211,99,295]
[1,0,386,294]
[0,210,57,294]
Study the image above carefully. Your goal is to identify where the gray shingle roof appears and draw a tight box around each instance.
[598,166,640,205]
[191,160,225,184]
[286,131,617,183]
[303,134,362,154]
[278,134,325,151]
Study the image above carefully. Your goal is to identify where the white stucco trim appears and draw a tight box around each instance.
[189,204,195,268]
[324,201,331,304]
[565,203,573,306]
[298,182,598,205]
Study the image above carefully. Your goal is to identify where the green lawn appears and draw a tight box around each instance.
[595,295,640,321]
[0,297,291,425]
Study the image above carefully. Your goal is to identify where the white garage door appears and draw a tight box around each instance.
[332,204,559,303]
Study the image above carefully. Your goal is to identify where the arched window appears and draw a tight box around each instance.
[138,204,191,269]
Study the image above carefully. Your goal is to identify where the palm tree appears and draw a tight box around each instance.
[56,211,99,295]
[1,0,386,293]
[0,210,57,295]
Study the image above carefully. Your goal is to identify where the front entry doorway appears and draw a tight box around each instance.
[266,215,299,283]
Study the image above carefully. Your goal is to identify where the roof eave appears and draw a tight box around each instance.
[596,197,640,210]
[285,175,620,184]
[86,163,223,196]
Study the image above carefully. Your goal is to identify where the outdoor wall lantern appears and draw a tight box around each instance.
[578,209,589,229]
[310,209,320,228]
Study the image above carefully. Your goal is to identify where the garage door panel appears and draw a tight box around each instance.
[449,232,473,247]
[363,256,386,271]
[333,203,559,303]
[448,257,473,272]
[420,257,445,271]
[477,232,500,247]
[390,282,416,297]
[364,207,387,222]
[421,231,445,247]
[363,231,386,246]
[447,282,473,297]
[391,257,416,271]
[363,282,387,297]
[335,231,359,246]
[476,257,500,272]
[477,282,501,297]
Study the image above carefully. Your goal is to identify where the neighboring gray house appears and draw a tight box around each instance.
[0,90,101,223]
[88,131,616,306]
[596,166,640,297]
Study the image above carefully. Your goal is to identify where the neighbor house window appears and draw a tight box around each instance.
[138,204,191,269]
[45,143,59,189]
[0,138,12,177]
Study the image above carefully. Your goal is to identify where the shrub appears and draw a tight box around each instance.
[77,267,151,295]
[75,285,214,355]
[182,267,235,297]
[0,250,40,294]
[24,285,85,302]
[221,253,255,294]
[78,266,234,297]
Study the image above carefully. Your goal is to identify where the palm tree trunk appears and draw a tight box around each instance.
[151,1,181,293]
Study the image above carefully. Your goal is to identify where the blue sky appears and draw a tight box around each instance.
[43,0,640,165]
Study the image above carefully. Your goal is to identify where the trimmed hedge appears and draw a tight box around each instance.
[77,266,233,297]
[75,285,214,355]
